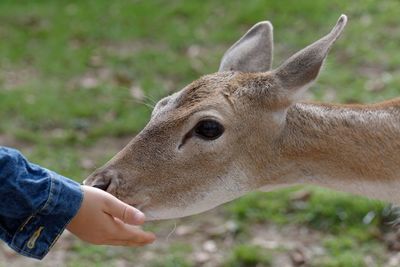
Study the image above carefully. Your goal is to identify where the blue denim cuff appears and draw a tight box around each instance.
[8,170,83,260]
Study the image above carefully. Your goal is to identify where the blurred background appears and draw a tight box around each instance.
[1,0,400,266]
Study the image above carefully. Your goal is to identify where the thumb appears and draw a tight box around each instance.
[103,194,146,225]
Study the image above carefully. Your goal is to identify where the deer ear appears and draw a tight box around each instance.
[273,15,347,100]
[219,21,273,72]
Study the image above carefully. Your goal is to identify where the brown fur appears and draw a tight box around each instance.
[281,100,400,182]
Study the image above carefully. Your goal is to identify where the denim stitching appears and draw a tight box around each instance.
[0,147,83,259]
[18,215,34,232]
[47,184,84,254]
[22,177,83,258]
[9,242,45,259]
[38,171,56,214]
[15,174,84,258]
[10,171,54,252]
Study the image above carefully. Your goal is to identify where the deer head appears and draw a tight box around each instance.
[84,15,348,220]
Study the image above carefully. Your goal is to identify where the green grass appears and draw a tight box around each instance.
[69,242,111,266]
[309,234,387,266]
[228,187,387,235]
[223,244,273,267]
[226,187,391,266]
[2,0,400,177]
[1,0,400,266]
[311,251,366,267]
[149,243,192,267]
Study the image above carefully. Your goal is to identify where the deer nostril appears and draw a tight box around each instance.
[85,168,121,193]
[159,96,170,107]
[92,180,111,191]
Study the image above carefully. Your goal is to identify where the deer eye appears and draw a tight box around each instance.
[194,120,224,140]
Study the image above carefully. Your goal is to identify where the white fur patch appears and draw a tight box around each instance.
[144,166,252,221]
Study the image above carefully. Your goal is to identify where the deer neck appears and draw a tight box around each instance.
[271,100,400,203]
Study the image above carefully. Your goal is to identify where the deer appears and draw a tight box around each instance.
[84,15,400,221]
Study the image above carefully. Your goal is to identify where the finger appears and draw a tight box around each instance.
[112,223,156,244]
[106,240,153,247]
[103,194,145,225]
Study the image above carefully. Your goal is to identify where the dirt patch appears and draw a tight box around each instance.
[0,134,34,151]
[0,67,38,90]
[102,40,169,59]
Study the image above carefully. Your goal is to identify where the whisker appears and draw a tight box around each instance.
[166,221,177,242]
[136,196,151,210]
[128,98,155,110]
[143,94,158,105]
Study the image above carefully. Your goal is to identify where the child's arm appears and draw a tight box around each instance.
[0,146,154,260]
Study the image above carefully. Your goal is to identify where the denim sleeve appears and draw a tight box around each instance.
[0,146,83,259]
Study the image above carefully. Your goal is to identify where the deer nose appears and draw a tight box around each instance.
[92,179,111,191]
[84,168,121,193]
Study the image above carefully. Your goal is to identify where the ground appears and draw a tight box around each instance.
[1,1,400,266]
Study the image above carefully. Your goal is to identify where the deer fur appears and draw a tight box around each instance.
[84,15,400,221]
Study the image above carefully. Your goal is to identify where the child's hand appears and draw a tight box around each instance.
[66,185,155,246]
